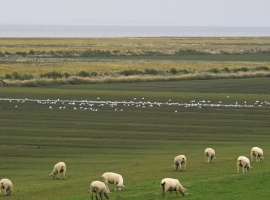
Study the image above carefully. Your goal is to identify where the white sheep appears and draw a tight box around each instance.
[204,148,216,163]
[50,162,66,180]
[0,178,13,196]
[173,155,186,171]
[101,172,125,191]
[251,147,264,162]
[90,181,110,200]
[237,156,252,173]
[160,178,187,198]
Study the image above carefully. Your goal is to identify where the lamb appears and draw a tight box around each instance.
[101,172,124,191]
[160,178,187,198]
[90,181,110,200]
[237,156,252,173]
[204,148,216,163]
[251,147,264,162]
[50,161,66,180]
[173,155,186,171]
[0,178,13,196]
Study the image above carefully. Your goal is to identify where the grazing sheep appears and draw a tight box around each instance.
[237,156,252,173]
[173,155,186,171]
[101,172,124,191]
[251,147,264,162]
[204,148,216,163]
[161,178,187,198]
[0,178,13,196]
[50,162,66,180]
[90,181,109,200]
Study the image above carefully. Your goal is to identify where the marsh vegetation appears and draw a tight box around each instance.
[1,37,270,86]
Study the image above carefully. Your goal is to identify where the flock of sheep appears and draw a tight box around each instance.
[0,146,264,198]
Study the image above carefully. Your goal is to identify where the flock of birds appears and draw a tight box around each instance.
[1,96,270,112]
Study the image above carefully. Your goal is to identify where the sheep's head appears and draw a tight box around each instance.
[115,184,125,191]
[50,171,57,179]
[247,165,252,172]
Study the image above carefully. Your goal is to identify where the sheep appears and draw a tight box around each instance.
[204,148,216,163]
[101,172,124,191]
[50,161,66,180]
[173,155,186,171]
[160,178,187,198]
[237,156,252,173]
[0,178,13,196]
[251,147,264,162]
[90,181,110,200]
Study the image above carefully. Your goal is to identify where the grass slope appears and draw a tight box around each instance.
[0,78,270,200]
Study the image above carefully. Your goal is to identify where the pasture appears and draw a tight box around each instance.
[1,78,270,199]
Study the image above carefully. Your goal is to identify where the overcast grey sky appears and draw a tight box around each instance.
[0,0,269,26]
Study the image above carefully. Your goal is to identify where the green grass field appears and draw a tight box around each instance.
[1,78,270,199]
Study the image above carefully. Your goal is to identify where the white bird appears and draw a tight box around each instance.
[175,110,177,113]
[227,96,229,98]
[49,106,53,109]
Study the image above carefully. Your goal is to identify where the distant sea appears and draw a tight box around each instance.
[0,25,270,37]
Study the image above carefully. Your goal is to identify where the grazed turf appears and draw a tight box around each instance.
[0,78,270,199]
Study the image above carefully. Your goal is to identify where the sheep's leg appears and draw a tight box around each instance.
[184,162,186,171]
[104,192,109,199]
[57,170,60,180]
[63,171,66,180]
[237,165,239,173]
[175,164,178,171]
[99,192,103,200]
[179,163,182,171]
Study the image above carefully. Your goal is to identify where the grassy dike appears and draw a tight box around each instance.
[1,78,270,199]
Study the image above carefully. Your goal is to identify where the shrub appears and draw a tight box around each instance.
[144,68,159,75]
[40,71,63,79]
[0,52,4,57]
[77,71,90,77]
[29,50,35,55]
[255,66,269,71]
[4,74,12,79]
[119,69,142,76]
[90,72,98,77]
[170,68,178,75]
[207,68,220,73]
[233,67,249,72]
[15,51,27,56]
[179,69,189,74]
[64,73,70,78]
[12,72,21,79]
[221,67,230,73]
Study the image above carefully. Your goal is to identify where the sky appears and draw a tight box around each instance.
[0,0,270,27]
